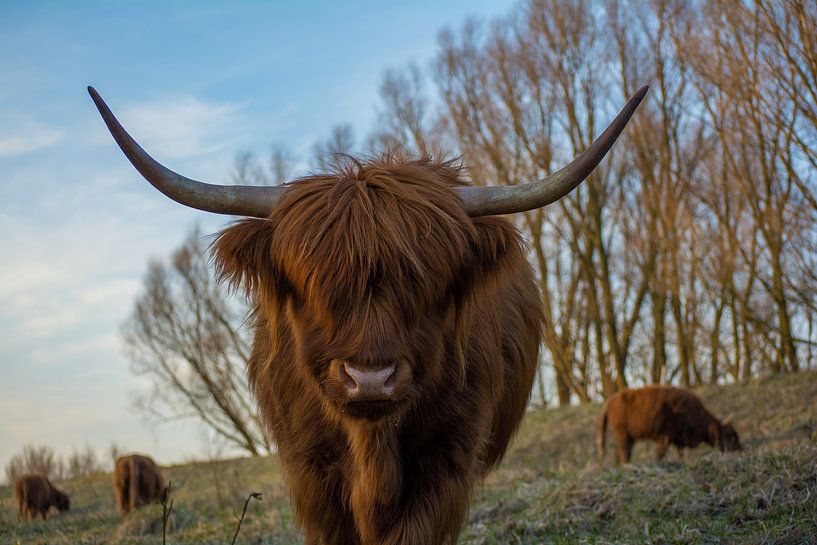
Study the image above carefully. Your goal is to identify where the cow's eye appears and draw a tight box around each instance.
[366,267,385,297]
[276,270,305,305]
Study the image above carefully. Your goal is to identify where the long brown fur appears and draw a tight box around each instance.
[213,155,542,545]
[13,474,70,522]
[597,385,742,464]
[113,454,167,514]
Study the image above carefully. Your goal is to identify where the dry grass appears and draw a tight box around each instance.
[1,371,815,544]
[467,371,817,544]
[467,443,817,544]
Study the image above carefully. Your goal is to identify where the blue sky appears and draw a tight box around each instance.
[0,0,519,473]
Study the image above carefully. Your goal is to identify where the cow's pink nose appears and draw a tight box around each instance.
[340,363,396,400]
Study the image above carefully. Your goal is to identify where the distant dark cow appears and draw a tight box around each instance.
[13,474,70,521]
[89,85,646,544]
[597,385,742,464]
[113,454,167,514]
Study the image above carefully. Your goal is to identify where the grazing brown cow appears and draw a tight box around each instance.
[89,84,646,545]
[597,385,742,464]
[113,454,168,514]
[13,474,70,522]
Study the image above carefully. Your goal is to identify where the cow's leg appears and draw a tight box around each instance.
[129,457,139,513]
[655,436,669,461]
[303,529,321,545]
[359,452,475,545]
[285,452,358,545]
[613,429,633,464]
[348,423,477,545]
[675,446,685,461]
[41,508,48,520]
[304,523,355,545]
[115,477,127,514]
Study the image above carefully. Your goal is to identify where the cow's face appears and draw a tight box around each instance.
[710,419,741,452]
[215,159,515,423]
[718,422,742,452]
[55,490,70,512]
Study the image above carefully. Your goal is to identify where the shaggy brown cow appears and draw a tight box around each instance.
[597,385,742,464]
[113,454,168,514]
[89,84,646,545]
[13,474,70,521]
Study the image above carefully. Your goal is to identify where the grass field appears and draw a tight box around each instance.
[2,371,816,544]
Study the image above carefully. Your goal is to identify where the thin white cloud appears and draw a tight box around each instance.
[0,114,63,157]
[17,310,82,340]
[0,212,158,342]
[116,96,243,159]
[29,333,121,364]
[80,279,142,306]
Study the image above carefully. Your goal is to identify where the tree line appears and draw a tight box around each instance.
[4,443,120,484]
[123,0,817,455]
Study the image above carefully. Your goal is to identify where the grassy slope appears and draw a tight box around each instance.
[2,372,816,544]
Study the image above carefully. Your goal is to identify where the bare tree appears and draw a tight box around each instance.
[231,143,294,186]
[416,0,815,399]
[65,445,102,480]
[368,63,455,158]
[126,0,815,413]
[5,444,65,484]
[122,229,270,456]
[108,441,124,470]
[432,1,658,403]
[311,124,356,170]
[268,144,295,185]
[680,0,815,375]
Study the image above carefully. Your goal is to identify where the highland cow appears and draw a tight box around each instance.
[597,385,742,464]
[89,84,647,545]
[113,454,167,514]
[13,474,70,522]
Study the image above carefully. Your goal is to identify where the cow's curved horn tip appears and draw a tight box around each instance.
[635,85,649,101]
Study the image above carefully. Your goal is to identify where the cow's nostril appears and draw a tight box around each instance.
[339,363,358,391]
[384,367,397,389]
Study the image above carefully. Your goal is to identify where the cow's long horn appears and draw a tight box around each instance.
[88,86,285,218]
[455,85,648,217]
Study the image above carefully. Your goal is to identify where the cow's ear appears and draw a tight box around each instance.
[212,219,277,296]
[446,217,527,390]
[465,216,527,287]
